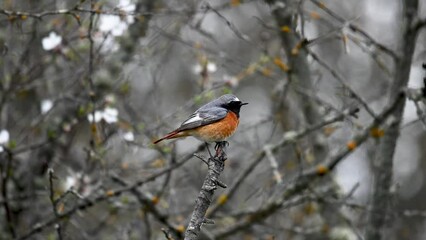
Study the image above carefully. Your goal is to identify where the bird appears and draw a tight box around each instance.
[153,94,248,150]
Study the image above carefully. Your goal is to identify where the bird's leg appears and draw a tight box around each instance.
[214,141,228,158]
[214,142,220,155]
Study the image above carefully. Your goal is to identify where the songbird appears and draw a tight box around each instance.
[153,94,248,147]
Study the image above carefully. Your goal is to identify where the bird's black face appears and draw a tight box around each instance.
[223,100,248,117]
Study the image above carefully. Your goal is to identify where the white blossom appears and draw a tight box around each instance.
[0,129,10,153]
[87,107,119,124]
[123,131,135,142]
[99,15,128,36]
[104,94,116,104]
[193,64,203,74]
[103,107,118,123]
[0,129,9,144]
[87,111,103,123]
[99,1,135,37]
[207,62,217,72]
[41,99,53,113]
[193,62,218,74]
[223,74,239,87]
[118,0,136,13]
[329,227,357,240]
[42,32,62,51]
[63,173,93,197]
[64,175,77,191]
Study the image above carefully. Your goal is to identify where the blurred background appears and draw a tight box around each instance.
[0,0,426,239]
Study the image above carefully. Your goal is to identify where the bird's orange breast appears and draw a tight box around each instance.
[190,111,239,142]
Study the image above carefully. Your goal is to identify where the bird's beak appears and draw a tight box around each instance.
[240,102,248,106]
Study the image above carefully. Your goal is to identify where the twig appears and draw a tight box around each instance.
[310,0,399,60]
[193,153,209,166]
[413,17,426,32]
[202,3,251,43]
[413,100,426,130]
[87,0,97,147]
[184,143,228,240]
[47,169,63,240]
[1,150,16,238]
[0,6,193,20]
[307,48,378,119]
[263,145,282,183]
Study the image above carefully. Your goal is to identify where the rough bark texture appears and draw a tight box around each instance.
[365,0,419,239]
[184,147,227,240]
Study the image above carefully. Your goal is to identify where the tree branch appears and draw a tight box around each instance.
[365,0,420,239]
[310,0,399,60]
[1,150,16,238]
[184,143,228,240]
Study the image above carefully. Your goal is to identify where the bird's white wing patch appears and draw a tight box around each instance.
[182,113,203,125]
[233,96,240,101]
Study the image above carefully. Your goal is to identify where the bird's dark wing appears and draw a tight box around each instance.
[177,107,228,131]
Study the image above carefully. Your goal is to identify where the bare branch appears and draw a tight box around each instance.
[184,143,228,240]
[310,0,399,60]
[47,169,63,240]
[0,151,16,238]
[307,48,378,119]
[365,0,420,239]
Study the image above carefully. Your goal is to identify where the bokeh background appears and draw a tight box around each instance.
[0,0,426,239]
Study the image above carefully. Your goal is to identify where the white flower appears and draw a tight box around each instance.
[87,111,103,123]
[329,227,357,240]
[64,175,77,190]
[87,107,119,124]
[207,62,217,72]
[193,62,218,74]
[103,107,118,123]
[104,94,116,104]
[118,0,136,13]
[0,129,9,144]
[63,173,93,197]
[99,1,135,37]
[193,64,203,74]
[123,131,135,142]
[41,99,53,114]
[99,15,129,36]
[42,32,62,51]
[0,129,10,153]
[223,75,239,87]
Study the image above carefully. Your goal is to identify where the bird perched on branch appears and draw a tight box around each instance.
[154,94,248,152]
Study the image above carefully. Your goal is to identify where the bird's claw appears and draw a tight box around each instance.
[214,141,228,158]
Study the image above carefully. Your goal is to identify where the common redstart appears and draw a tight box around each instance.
[154,94,248,145]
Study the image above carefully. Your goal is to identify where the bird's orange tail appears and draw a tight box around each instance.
[153,130,181,144]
